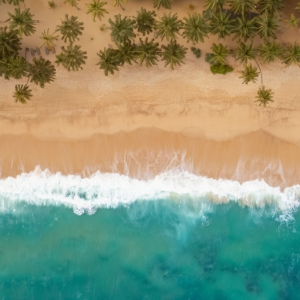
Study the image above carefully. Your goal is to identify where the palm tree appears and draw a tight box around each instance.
[7,55,28,79]
[117,41,137,65]
[108,14,136,44]
[96,48,121,76]
[232,17,257,42]
[256,12,279,40]
[136,37,161,67]
[229,0,256,17]
[55,44,87,71]
[114,0,126,10]
[135,7,156,36]
[281,42,300,65]
[155,13,182,41]
[258,40,282,62]
[86,0,108,22]
[255,86,274,107]
[209,43,229,65]
[161,40,187,69]
[209,11,235,40]
[0,27,21,58]
[8,8,36,36]
[204,0,226,12]
[235,42,255,63]
[64,0,80,10]
[40,29,58,50]
[153,0,173,10]
[13,84,32,104]
[56,14,84,43]
[285,14,300,29]
[48,1,56,9]
[239,64,259,84]
[28,57,56,88]
[257,0,284,15]
[0,0,24,5]
[182,13,209,43]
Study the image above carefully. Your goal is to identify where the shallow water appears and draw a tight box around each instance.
[1,170,300,299]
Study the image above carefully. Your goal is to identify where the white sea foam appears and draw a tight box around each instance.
[0,166,299,215]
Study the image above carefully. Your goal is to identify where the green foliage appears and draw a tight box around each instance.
[259,40,282,63]
[96,47,121,76]
[117,41,138,65]
[13,84,32,104]
[229,0,256,17]
[56,14,84,43]
[161,40,187,69]
[182,13,209,43]
[153,0,173,10]
[256,12,280,40]
[210,43,229,65]
[135,7,156,36]
[0,0,24,5]
[108,14,136,44]
[8,8,37,36]
[281,42,300,65]
[255,86,274,107]
[55,44,87,71]
[232,17,257,42]
[285,14,300,29]
[114,0,126,8]
[189,4,195,10]
[136,37,161,67]
[235,42,255,63]
[210,64,233,74]
[0,55,28,79]
[155,13,182,41]
[48,1,56,8]
[205,53,214,65]
[40,29,58,49]
[239,64,259,84]
[28,57,56,88]
[204,0,226,12]
[257,0,284,15]
[191,47,201,58]
[209,11,235,40]
[64,0,80,7]
[0,27,22,58]
[86,0,108,22]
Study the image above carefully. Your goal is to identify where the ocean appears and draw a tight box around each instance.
[0,167,300,299]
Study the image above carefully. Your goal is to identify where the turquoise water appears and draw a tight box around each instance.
[1,169,300,299]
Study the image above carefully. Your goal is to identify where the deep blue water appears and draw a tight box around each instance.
[0,170,300,299]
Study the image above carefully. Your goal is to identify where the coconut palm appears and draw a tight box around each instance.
[13,84,32,104]
[229,0,256,17]
[209,11,235,40]
[136,37,161,67]
[258,40,282,62]
[86,0,108,22]
[204,0,226,12]
[108,14,136,44]
[56,14,84,43]
[161,40,187,69]
[117,41,137,65]
[155,13,182,41]
[232,17,257,42]
[135,7,156,36]
[182,13,209,43]
[257,0,284,15]
[210,43,229,65]
[55,44,87,71]
[235,42,255,63]
[256,12,279,40]
[281,42,300,65]
[40,29,58,50]
[64,0,80,9]
[8,8,36,36]
[153,0,172,10]
[0,55,28,79]
[96,47,121,76]
[114,0,126,10]
[285,14,300,29]
[239,64,259,84]
[48,1,56,9]
[0,56,11,78]
[0,27,21,58]
[28,57,56,88]
[255,86,274,107]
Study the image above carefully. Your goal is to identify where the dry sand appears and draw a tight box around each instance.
[1,0,300,188]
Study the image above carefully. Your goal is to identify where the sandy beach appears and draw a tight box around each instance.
[1,0,300,188]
